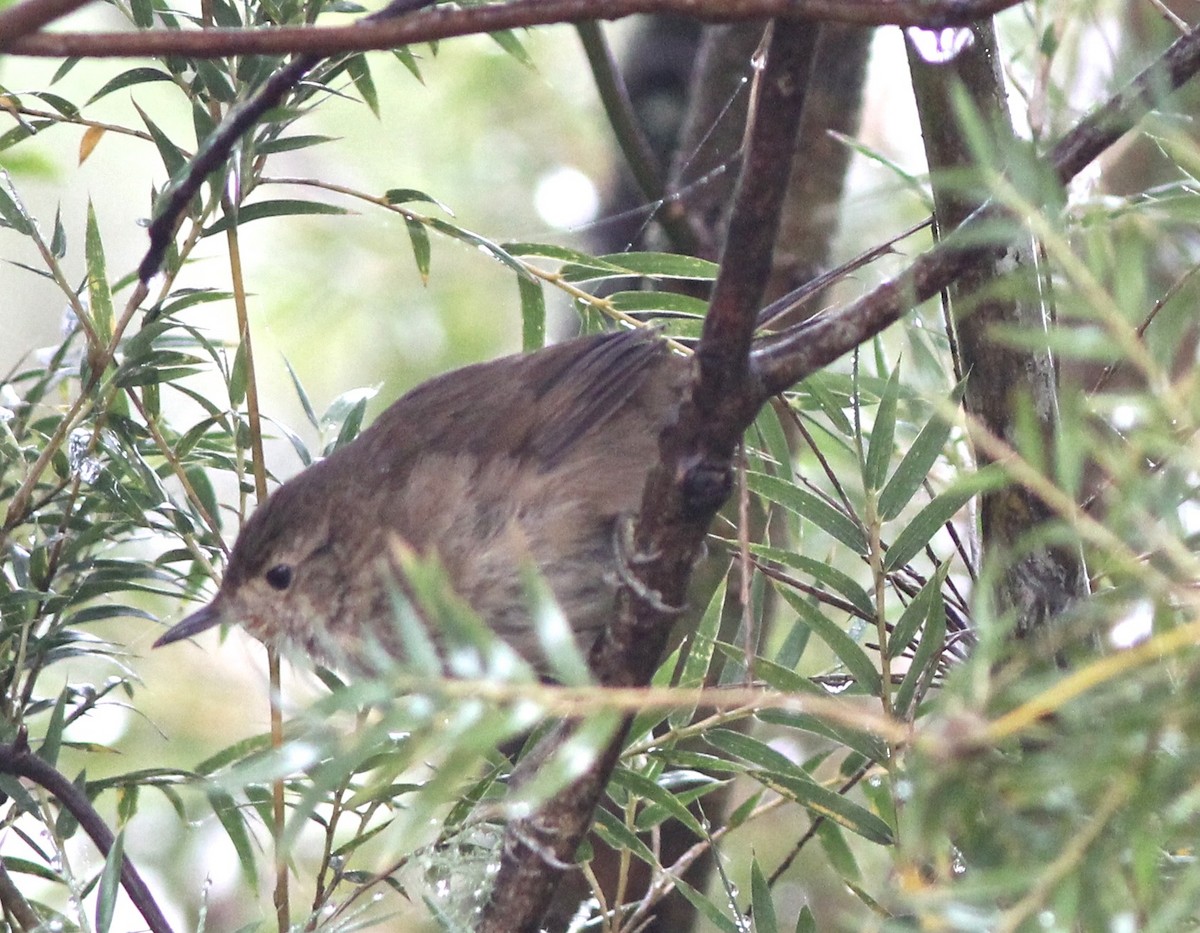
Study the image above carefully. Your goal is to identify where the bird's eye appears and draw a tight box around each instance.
[265,564,293,591]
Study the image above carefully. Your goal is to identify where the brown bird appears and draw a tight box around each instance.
[154,329,693,673]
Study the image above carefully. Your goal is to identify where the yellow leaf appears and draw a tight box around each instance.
[79,125,106,165]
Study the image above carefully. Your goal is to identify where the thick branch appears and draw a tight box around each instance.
[476,21,818,933]
[751,24,1200,397]
[907,22,1088,635]
[0,734,174,933]
[3,0,1025,57]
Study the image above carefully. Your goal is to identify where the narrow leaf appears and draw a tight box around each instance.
[518,275,545,351]
[884,465,1006,571]
[749,545,873,617]
[747,472,868,554]
[346,53,380,117]
[751,857,779,933]
[207,788,258,888]
[776,587,881,694]
[878,379,964,520]
[755,770,893,845]
[94,829,124,933]
[404,216,431,282]
[896,586,947,716]
[78,125,105,164]
[864,362,901,492]
[86,67,172,105]
[85,199,113,342]
[202,199,349,236]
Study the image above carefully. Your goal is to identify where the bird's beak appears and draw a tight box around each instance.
[153,600,225,648]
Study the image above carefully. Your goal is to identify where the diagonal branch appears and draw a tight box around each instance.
[0,731,174,933]
[3,0,1026,58]
[137,0,437,283]
[750,24,1200,398]
[477,20,819,933]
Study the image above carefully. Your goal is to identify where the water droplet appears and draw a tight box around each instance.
[1109,600,1153,649]
[68,427,103,484]
[907,26,975,64]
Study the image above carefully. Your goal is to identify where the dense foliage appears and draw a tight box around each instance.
[2,1,1200,930]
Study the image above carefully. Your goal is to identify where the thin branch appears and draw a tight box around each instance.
[576,20,701,254]
[0,732,174,933]
[138,0,436,282]
[4,0,1027,58]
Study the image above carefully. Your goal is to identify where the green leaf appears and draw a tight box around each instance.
[796,905,817,933]
[672,876,743,933]
[202,200,349,236]
[751,857,779,933]
[427,218,525,275]
[895,585,947,716]
[503,241,615,266]
[489,29,535,67]
[39,689,69,767]
[525,567,590,686]
[796,372,853,436]
[194,733,273,775]
[610,768,704,836]
[130,0,153,27]
[50,206,66,258]
[749,545,873,617]
[817,820,861,880]
[94,829,124,933]
[404,216,431,282]
[518,275,545,351]
[747,471,868,554]
[776,587,881,694]
[670,574,727,729]
[755,771,893,845]
[29,91,79,119]
[86,67,173,105]
[562,251,719,282]
[592,805,657,868]
[282,356,319,430]
[322,386,377,454]
[194,60,236,103]
[888,566,946,658]
[0,178,33,235]
[207,788,258,888]
[608,289,710,318]
[257,134,337,154]
[864,362,901,492]
[757,709,887,763]
[884,465,1007,571]
[346,53,380,117]
[85,200,113,343]
[386,188,451,211]
[392,46,423,81]
[706,728,797,774]
[878,379,964,520]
